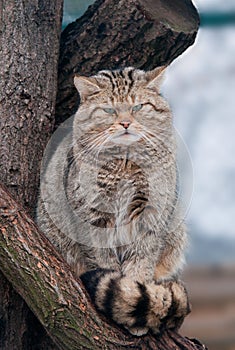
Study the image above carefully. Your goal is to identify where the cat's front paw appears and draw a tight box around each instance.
[161,280,191,331]
[109,278,172,336]
[110,277,151,336]
[144,281,173,334]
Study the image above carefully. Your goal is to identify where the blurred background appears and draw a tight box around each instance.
[62,1,235,349]
[163,2,235,349]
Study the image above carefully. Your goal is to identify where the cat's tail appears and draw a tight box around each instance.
[80,269,190,336]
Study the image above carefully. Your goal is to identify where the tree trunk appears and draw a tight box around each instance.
[0,0,203,348]
[0,0,63,212]
[56,0,199,125]
[0,184,207,350]
[0,1,63,349]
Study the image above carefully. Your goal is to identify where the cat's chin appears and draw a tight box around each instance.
[111,132,141,146]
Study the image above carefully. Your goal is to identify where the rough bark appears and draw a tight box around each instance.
[0,1,63,349]
[0,184,207,350]
[0,0,63,213]
[56,0,199,125]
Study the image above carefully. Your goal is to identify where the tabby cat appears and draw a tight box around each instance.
[37,66,190,336]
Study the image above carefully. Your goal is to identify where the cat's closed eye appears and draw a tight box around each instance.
[132,104,143,112]
[103,107,116,115]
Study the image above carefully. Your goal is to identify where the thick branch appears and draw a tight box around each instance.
[56,0,199,125]
[0,184,207,350]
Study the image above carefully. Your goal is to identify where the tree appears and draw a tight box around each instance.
[0,1,63,348]
[0,0,206,348]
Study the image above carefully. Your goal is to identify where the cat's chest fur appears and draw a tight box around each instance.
[65,141,175,249]
[67,152,147,215]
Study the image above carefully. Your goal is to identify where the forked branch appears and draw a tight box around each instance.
[0,184,207,350]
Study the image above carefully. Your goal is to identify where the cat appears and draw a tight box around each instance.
[37,66,190,336]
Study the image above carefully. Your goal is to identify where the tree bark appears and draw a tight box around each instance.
[0,184,207,350]
[0,1,63,349]
[0,0,63,212]
[56,0,199,125]
[0,0,203,348]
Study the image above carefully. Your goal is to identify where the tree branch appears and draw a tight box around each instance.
[0,184,207,349]
[56,0,199,125]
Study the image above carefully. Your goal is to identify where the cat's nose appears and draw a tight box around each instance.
[120,121,131,129]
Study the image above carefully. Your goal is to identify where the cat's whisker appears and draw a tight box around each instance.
[77,132,111,163]
[80,132,108,153]
[142,124,169,134]
[141,128,171,150]
[139,132,156,148]
[148,131,170,142]
[76,133,112,184]
[93,133,114,165]
[68,133,108,167]
[138,131,164,149]
[78,130,107,146]
[150,125,170,133]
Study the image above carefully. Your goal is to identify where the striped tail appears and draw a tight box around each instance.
[80,269,190,336]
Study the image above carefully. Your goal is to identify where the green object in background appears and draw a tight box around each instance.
[200,12,235,27]
[62,0,94,29]
[62,0,235,29]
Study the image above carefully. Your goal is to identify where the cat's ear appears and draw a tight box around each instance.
[145,66,166,91]
[74,75,101,101]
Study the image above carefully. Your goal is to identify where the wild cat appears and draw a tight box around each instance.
[37,66,190,336]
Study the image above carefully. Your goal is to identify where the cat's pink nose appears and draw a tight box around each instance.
[120,121,131,129]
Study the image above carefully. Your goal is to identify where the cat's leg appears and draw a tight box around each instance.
[153,259,191,331]
[118,243,190,334]
[80,268,179,336]
[148,225,191,330]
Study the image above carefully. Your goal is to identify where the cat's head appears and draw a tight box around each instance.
[73,67,172,147]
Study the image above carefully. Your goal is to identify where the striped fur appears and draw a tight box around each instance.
[80,269,190,335]
[37,66,190,335]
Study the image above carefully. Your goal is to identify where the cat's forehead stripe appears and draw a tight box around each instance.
[127,69,134,93]
[101,72,115,91]
[99,68,136,100]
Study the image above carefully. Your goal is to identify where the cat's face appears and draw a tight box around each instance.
[73,67,172,149]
